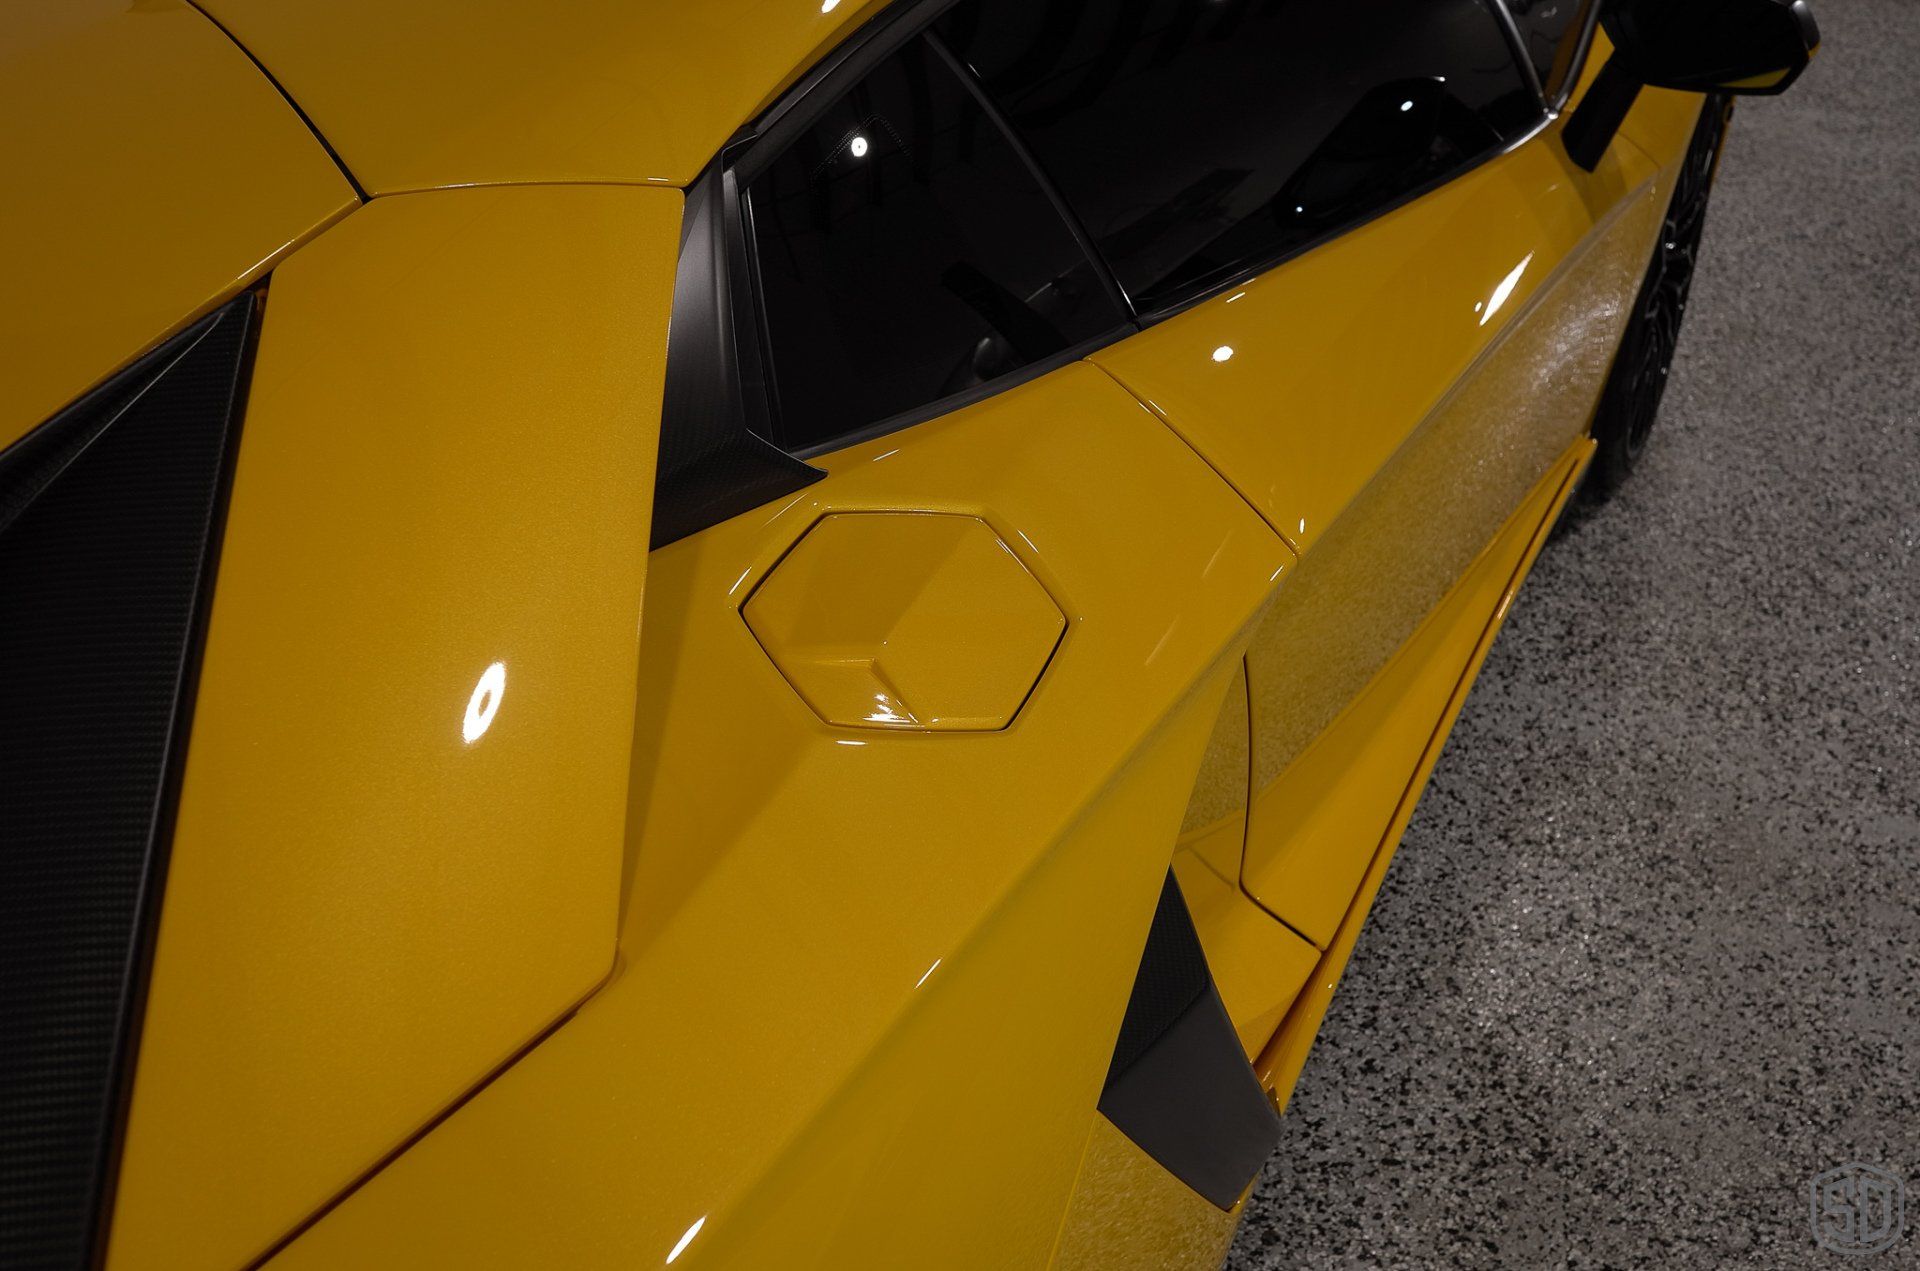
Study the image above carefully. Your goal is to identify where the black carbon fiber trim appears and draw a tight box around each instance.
[0,296,254,1269]
[1104,872,1216,1084]
[1098,871,1284,1210]
[651,166,823,549]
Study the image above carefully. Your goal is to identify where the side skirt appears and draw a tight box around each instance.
[1254,438,1595,1108]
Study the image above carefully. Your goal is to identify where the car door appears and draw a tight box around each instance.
[942,0,1675,959]
[1206,12,1680,972]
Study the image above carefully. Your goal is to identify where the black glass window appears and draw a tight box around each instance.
[745,37,1127,451]
[1505,0,1599,101]
[939,0,1541,310]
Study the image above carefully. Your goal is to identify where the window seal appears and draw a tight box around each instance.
[1546,0,1606,115]
[721,163,782,446]
[1485,0,1549,103]
[1133,123,1547,325]
[924,28,1138,323]
[1119,1,1554,321]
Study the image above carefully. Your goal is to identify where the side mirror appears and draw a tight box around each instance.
[1563,0,1820,171]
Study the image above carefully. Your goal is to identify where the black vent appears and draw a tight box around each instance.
[0,296,254,1270]
[1098,871,1283,1210]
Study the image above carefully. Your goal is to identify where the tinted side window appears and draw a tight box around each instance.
[1505,0,1599,101]
[745,37,1127,451]
[939,0,1541,310]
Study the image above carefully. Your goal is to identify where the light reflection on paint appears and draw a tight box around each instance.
[463,662,506,743]
[1480,252,1533,327]
[666,1215,705,1265]
[1211,345,1234,363]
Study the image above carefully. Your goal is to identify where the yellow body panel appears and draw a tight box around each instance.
[112,185,678,1271]
[1176,661,1253,887]
[194,0,891,193]
[742,512,1066,730]
[1172,851,1320,1059]
[263,363,1289,1267]
[1051,1114,1244,1271]
[0,0,355,448]
[1234,163,1669,945]
[667,687,1230,1270]
[1259,440,1595,1109]
[1170,667,1322,1056]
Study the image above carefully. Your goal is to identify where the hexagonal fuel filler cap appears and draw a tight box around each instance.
[743,512,1065,731]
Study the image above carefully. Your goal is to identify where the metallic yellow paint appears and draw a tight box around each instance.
[1170,665,1321,1057]
[1071,40,1708,1133]
[1172,850,1320,1060]
[742,512,1066,731]
[1175,660,1251,887]
[1258,440,1595,1111]
[1722,66,1794,90]
[1090,78,1693,950]
[1234,162,1667,945]
[261,363,1289,1267]
[194,0,892,194]
[110,185,678,1271]
[659,687,1231,1270]
[0,0,355,449]
[1051,1114,1245,1271]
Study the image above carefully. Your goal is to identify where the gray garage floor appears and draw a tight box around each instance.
[1227,3,1920,1267]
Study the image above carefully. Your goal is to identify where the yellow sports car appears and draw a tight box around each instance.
[0,0,1817,1266]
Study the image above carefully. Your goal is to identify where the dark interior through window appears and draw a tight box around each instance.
[744,36,1128,452]
[939,0,1542,310]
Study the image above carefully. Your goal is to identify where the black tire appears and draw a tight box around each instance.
[1583,95,1733,501]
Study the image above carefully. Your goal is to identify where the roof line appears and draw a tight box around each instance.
[181,0,370,202]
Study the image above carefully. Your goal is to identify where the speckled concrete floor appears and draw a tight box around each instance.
[1226,4,1920,1267]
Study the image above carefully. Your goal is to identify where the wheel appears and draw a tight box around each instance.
[1583,95,1733,501]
